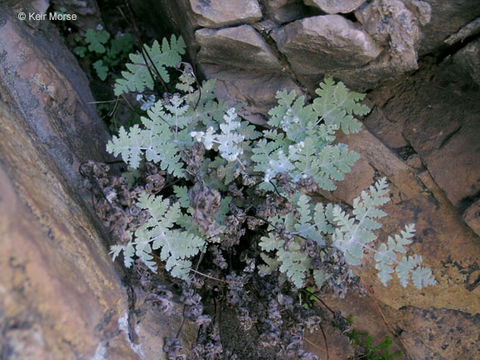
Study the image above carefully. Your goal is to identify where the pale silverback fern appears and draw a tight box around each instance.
[106,36,436,290]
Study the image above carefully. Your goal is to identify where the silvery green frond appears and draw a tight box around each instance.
[191,108,245,162]
[126,193,205,279]
[268,90,315,142]
[332,178,391,265]
[114,35,185,96]
[313,77,369,134]
[107,97,191,177]
[374,224,436,289]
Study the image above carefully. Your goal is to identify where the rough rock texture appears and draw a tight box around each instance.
[367,59,480,211]
[199,65,302,124]
[453,38,480,86]
[196,25,282,72]
[304,0,365,14]
[0,7,194,359]
[463,200,480,237]
[262,0,305,24]
[272,15,382,75]
[418,0,480,55]
[188,0,262,28]
[355,0,427,73]
[311,56,480,359]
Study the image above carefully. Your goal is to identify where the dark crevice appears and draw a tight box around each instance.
[343,11,358,23]
[420,32,480,64]
[439,125,462,149]
[252,26,309,94]
[459,191,480,214]
[395,145,417,161]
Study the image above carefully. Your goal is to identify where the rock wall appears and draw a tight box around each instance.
[130,1,480,359]
[0,6,195,359]
[132,0,480,123]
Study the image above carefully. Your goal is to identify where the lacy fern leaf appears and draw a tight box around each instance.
[114,35,185,96]
[312,77,369,134]
[114,192,205,279]
[333,178,435,288]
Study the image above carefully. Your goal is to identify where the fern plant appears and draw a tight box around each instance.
[114,35,185,95]
[104,35,436,292]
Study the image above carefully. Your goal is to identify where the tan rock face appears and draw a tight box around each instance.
[188,0,262,28]
[0,8,197,359]
[272,15,382,75]
[304,0,365,14]
[0,7,139,359]
[196,25,282,72]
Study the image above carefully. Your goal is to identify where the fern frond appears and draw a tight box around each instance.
[312,77,369,134]
[114,35,185,96]
[332,178,390,265]
[131,192,205,278]
[374,224,436,288]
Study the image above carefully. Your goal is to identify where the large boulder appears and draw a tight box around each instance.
[196,25,282,72]
[272,15,382,75]
[188,0,262,28]
[0,7,194,359]
[304,0,365,14]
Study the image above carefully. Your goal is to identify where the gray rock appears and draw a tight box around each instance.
[196,25,282,72]
[418,0,480,54]
[304,0,365,14]
[188,0,262,28]
[272,15,382,75]
[445,18,480,46]
[199,64,303,125]
[453,38,480,86]
[263,0,305,24]
[355,0,426,73]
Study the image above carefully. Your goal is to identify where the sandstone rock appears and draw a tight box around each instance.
[463,199,480,243]
[453,38,480,86]
[0,8,195,358]
[0,7,108,188]
[0,86,137,359]
[371,60,480,209]
[330,127,480,359]
[263,0,305,24]
[188,0,262,28]
[304,0,365,14]
[272,15,382,77]
[196,25,282,72]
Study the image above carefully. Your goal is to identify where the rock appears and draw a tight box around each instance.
[304,321,355,360]
[304,0,365,14]
[369,60,480,209]
[355,0,427,73]
[272,15,382,76]
[0,6,108,193]
[418,0,480,54]
[50,0,103,31]
[195,25,282,72]
[0,80,137,359]
[263,0,305,24]
[0,7,195,358]
[363,107,408,149]
[453,38,480,86]
[444,18,480,46]
[330,126,480,359]
[199,64,303,124]
[188,0,262,28]
[463,199,480,239]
